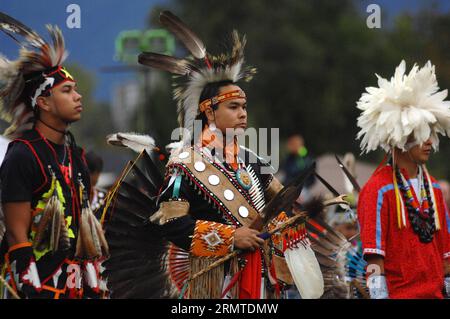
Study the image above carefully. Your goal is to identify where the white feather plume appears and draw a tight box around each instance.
[165,141,184,155]
[107,132,156,153]
[356,60,450,153]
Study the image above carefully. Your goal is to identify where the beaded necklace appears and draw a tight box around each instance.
[395,167,436,243]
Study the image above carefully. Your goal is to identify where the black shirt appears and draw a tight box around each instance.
[1,139,69,203]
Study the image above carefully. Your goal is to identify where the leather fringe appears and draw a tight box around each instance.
[188,256,239,299]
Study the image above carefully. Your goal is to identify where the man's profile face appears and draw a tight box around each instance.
[407,136,432,164]
[211,84,247,135]
[45,82,83,123]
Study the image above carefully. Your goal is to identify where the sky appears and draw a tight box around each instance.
[0,0,165,102]
[1,0,449,104]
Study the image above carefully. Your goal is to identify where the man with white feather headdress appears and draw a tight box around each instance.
[356,60,450,299]
[0,12,108,298]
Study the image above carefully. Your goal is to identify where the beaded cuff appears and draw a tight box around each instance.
[190,220,235,257]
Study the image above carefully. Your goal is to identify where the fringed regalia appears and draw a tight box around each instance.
[0,12,108,299]
[100,11,335,299]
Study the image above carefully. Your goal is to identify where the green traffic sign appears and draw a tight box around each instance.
[115,29,175,63]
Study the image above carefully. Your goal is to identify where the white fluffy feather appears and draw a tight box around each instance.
[165,141,183,155]
[356,60,450,153]
[107,132,156,153]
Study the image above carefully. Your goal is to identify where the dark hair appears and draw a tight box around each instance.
[21,71,51,118]
[196,80,235,129]
[85,150,104,174]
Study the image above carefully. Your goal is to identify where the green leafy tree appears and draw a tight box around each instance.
[141,0,450,178]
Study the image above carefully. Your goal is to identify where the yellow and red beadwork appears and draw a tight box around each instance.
[267,212,289,252]
[190,220,235,257]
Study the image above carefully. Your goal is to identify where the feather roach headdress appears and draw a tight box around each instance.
[356,60,450,154]
[138,11,256,145]
[357,61,449,231]
[0,12,75,138]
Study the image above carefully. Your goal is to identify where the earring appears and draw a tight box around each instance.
[209,122,217,131]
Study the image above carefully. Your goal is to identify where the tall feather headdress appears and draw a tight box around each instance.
[138,11,256,145]
[356,60,450,153]
[0,12,71,138]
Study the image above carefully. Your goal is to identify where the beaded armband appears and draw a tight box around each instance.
[190,220,235,257]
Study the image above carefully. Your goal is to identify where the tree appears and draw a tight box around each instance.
[142,0,450,178]
[67,64,133,174]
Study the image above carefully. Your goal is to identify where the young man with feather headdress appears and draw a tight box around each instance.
[101,11,329,299]
[356,60,450,299]
[0,13,108,299]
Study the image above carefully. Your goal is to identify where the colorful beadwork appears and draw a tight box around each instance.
[395,168,436,243]
[190,220,235,257]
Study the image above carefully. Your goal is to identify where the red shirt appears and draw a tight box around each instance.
[358,166,450,299]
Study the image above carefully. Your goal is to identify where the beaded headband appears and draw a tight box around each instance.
[199,89,246,113]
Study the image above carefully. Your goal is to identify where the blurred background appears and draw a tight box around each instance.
[1,0,450,195]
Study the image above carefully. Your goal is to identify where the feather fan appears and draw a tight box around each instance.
[100,150,177,298]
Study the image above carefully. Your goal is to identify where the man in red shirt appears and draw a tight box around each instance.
[356,60,450,299]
